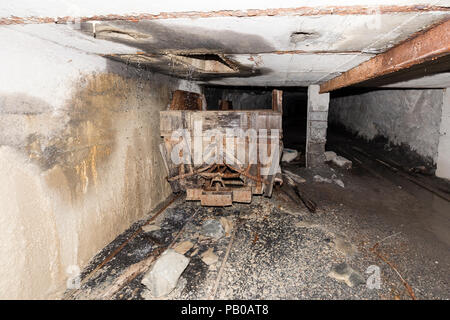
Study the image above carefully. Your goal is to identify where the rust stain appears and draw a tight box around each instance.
[25,73,137,201]
[1,5,449,25]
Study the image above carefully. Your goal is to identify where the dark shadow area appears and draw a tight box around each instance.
[282,88,308,154]
[203,85,273,110]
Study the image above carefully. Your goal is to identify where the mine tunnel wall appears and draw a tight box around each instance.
[204,87,272,110]
[0,28,200,299]
[329,89,444,163]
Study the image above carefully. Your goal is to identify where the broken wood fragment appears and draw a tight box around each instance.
[284,174,316,213]
[65,194,181,299]
[97,247,165,299]
[282,169,306,184]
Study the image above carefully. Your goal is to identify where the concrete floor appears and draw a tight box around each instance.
[66,130,450,300]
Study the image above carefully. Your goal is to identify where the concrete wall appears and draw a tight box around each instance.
[0,26,199,299]
[436,89,450,179]
[329,89,444,163]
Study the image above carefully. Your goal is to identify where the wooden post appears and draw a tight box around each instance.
[219,99,232,110]
[272,89,283,113]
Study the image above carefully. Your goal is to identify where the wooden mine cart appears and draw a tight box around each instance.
[159,90,283,206]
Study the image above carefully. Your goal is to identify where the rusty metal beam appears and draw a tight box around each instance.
[1,5,449,25]
[320,19,450,93]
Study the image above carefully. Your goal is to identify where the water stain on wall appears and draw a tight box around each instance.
[0,67,182,298]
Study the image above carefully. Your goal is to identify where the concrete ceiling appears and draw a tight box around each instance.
[94,12,450,87]
[2,1,450,88]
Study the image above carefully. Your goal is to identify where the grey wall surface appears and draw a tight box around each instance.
[0,25,200,299]
[329,89,444,163]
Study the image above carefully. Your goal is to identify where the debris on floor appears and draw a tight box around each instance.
[202,219,225,239]
[142,224,161,233]
[331,236,357,257]
[220,217,233,237]
[201,248,219,265]
[332,178,345,188]
[283,176,317,213]
[282,148,300,163]
[333,156,353,169]
[142,249,190,298]
[313,174,345,188]
[325,151,352,169]
[283,169,306,184]
[408,165,430,175]
[324,151,337,162]
[173,241,194,255]
[328,262,365,288]
[313,175,333,184]
[67,149,450,300]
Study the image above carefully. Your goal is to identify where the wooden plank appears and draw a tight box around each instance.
[161,110,282,136]
[232,188,252,203]
[200,192,232,206]
[186,188,203,201]
[320,19,450,93]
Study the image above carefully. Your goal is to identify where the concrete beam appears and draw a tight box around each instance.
[306,85,329,168]
[436,88,450,180]
[320,19,450,93]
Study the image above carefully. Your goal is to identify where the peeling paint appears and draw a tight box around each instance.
[1,5,449,25]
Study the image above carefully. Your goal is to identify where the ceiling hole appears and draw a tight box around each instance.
[290,31,319,43]
[168,53,239,74]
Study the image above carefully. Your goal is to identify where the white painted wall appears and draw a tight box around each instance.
[0,24,140,110]
[329,89,444,163]
[436,89,450,179]
[0,24,200,299]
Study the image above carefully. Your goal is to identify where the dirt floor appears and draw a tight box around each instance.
[65,128,450,300]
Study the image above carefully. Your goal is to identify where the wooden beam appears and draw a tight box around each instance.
[320,19,450,93]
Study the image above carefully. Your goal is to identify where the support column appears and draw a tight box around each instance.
[306,85,329,168]
[436,88,450,180]
[272,89,283,113]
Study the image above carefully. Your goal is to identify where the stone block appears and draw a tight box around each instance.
[308,111,329,121]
